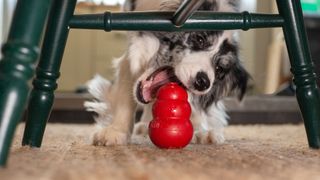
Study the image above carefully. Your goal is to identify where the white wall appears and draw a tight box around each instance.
[0,1,3,59]
[238,0,257,89]
[240,0,256,12]
[0,0,16,59]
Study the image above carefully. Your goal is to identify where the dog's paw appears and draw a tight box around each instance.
[133,122,149,136]
[192,130,225,144]
[92,126,129,146]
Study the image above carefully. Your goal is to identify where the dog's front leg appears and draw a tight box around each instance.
[93,57,137,146]
[134,104,153,136]
[190,102,227,144]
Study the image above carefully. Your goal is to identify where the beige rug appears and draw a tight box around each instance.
[1,123,320,180]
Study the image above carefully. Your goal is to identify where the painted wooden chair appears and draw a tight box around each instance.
[0,0,319,167]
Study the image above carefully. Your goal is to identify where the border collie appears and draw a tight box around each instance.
[84,0,249,146]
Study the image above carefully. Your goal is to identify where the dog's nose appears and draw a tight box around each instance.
[194,72,210,91]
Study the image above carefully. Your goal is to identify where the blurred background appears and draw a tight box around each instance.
[1,0,320,124]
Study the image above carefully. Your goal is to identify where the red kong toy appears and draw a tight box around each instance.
[149,82,193,149]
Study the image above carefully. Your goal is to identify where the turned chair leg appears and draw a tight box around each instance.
[277,0,320,148]
[0,0,52,166]
[22,0,78,147]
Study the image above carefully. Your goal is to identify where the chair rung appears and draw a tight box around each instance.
[172,0,205,27]
[69,11,284,32]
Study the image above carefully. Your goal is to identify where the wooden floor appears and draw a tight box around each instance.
[1,123,320,180]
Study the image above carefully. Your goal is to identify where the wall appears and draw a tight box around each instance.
[239,1,279,94]
[0,1,3,56]
[0,0,17,59]
[238,0,257,93]
[57,3,128,91]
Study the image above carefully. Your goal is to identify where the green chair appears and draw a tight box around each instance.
[0,0,319,167]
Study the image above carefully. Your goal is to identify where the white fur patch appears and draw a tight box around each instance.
[191,101,228,144]
[86,74,111,101]
[128,33,160,75]
[175,51,215,95]
[84,75,112,127]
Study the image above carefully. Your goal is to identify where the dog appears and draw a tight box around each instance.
[84,0,249,146]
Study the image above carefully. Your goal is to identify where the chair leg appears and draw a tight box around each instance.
[0,0,52,166]
[22,0,78,147]
[276,0,320,148]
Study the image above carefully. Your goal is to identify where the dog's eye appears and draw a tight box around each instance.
[188,34,207,51]
[216,65,223,74]
[162,37,170,42]
[196,35,205,47]
[215,65,226,80]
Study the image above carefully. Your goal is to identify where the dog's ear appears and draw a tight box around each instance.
[213,39,249,101]
[230,62,249,101]
[198,60,249,111]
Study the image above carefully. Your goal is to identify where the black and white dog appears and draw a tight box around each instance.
[85,0,249,146]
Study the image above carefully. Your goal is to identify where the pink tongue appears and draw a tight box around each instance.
[142,81,153,102]
[141,71,170,102]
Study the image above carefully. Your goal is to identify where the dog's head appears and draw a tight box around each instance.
[131,0,249,110]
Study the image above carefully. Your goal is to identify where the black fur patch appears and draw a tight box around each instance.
[198,62,249,111]
[218,39,238,56]
[197,40,249,111]
[152,32,187,66]
[187,31,223,51]
[153,30,223,66]
[198,0,219,11]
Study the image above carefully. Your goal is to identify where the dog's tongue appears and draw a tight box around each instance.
[141,70,171,103]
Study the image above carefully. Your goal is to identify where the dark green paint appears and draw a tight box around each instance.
[0,0,52,166]
[277,0,320,148]
[172,0,205,27]
[69,11,284,31]
[22,0,77,147]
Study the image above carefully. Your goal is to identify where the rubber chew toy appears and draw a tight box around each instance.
[149,82,193,148]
